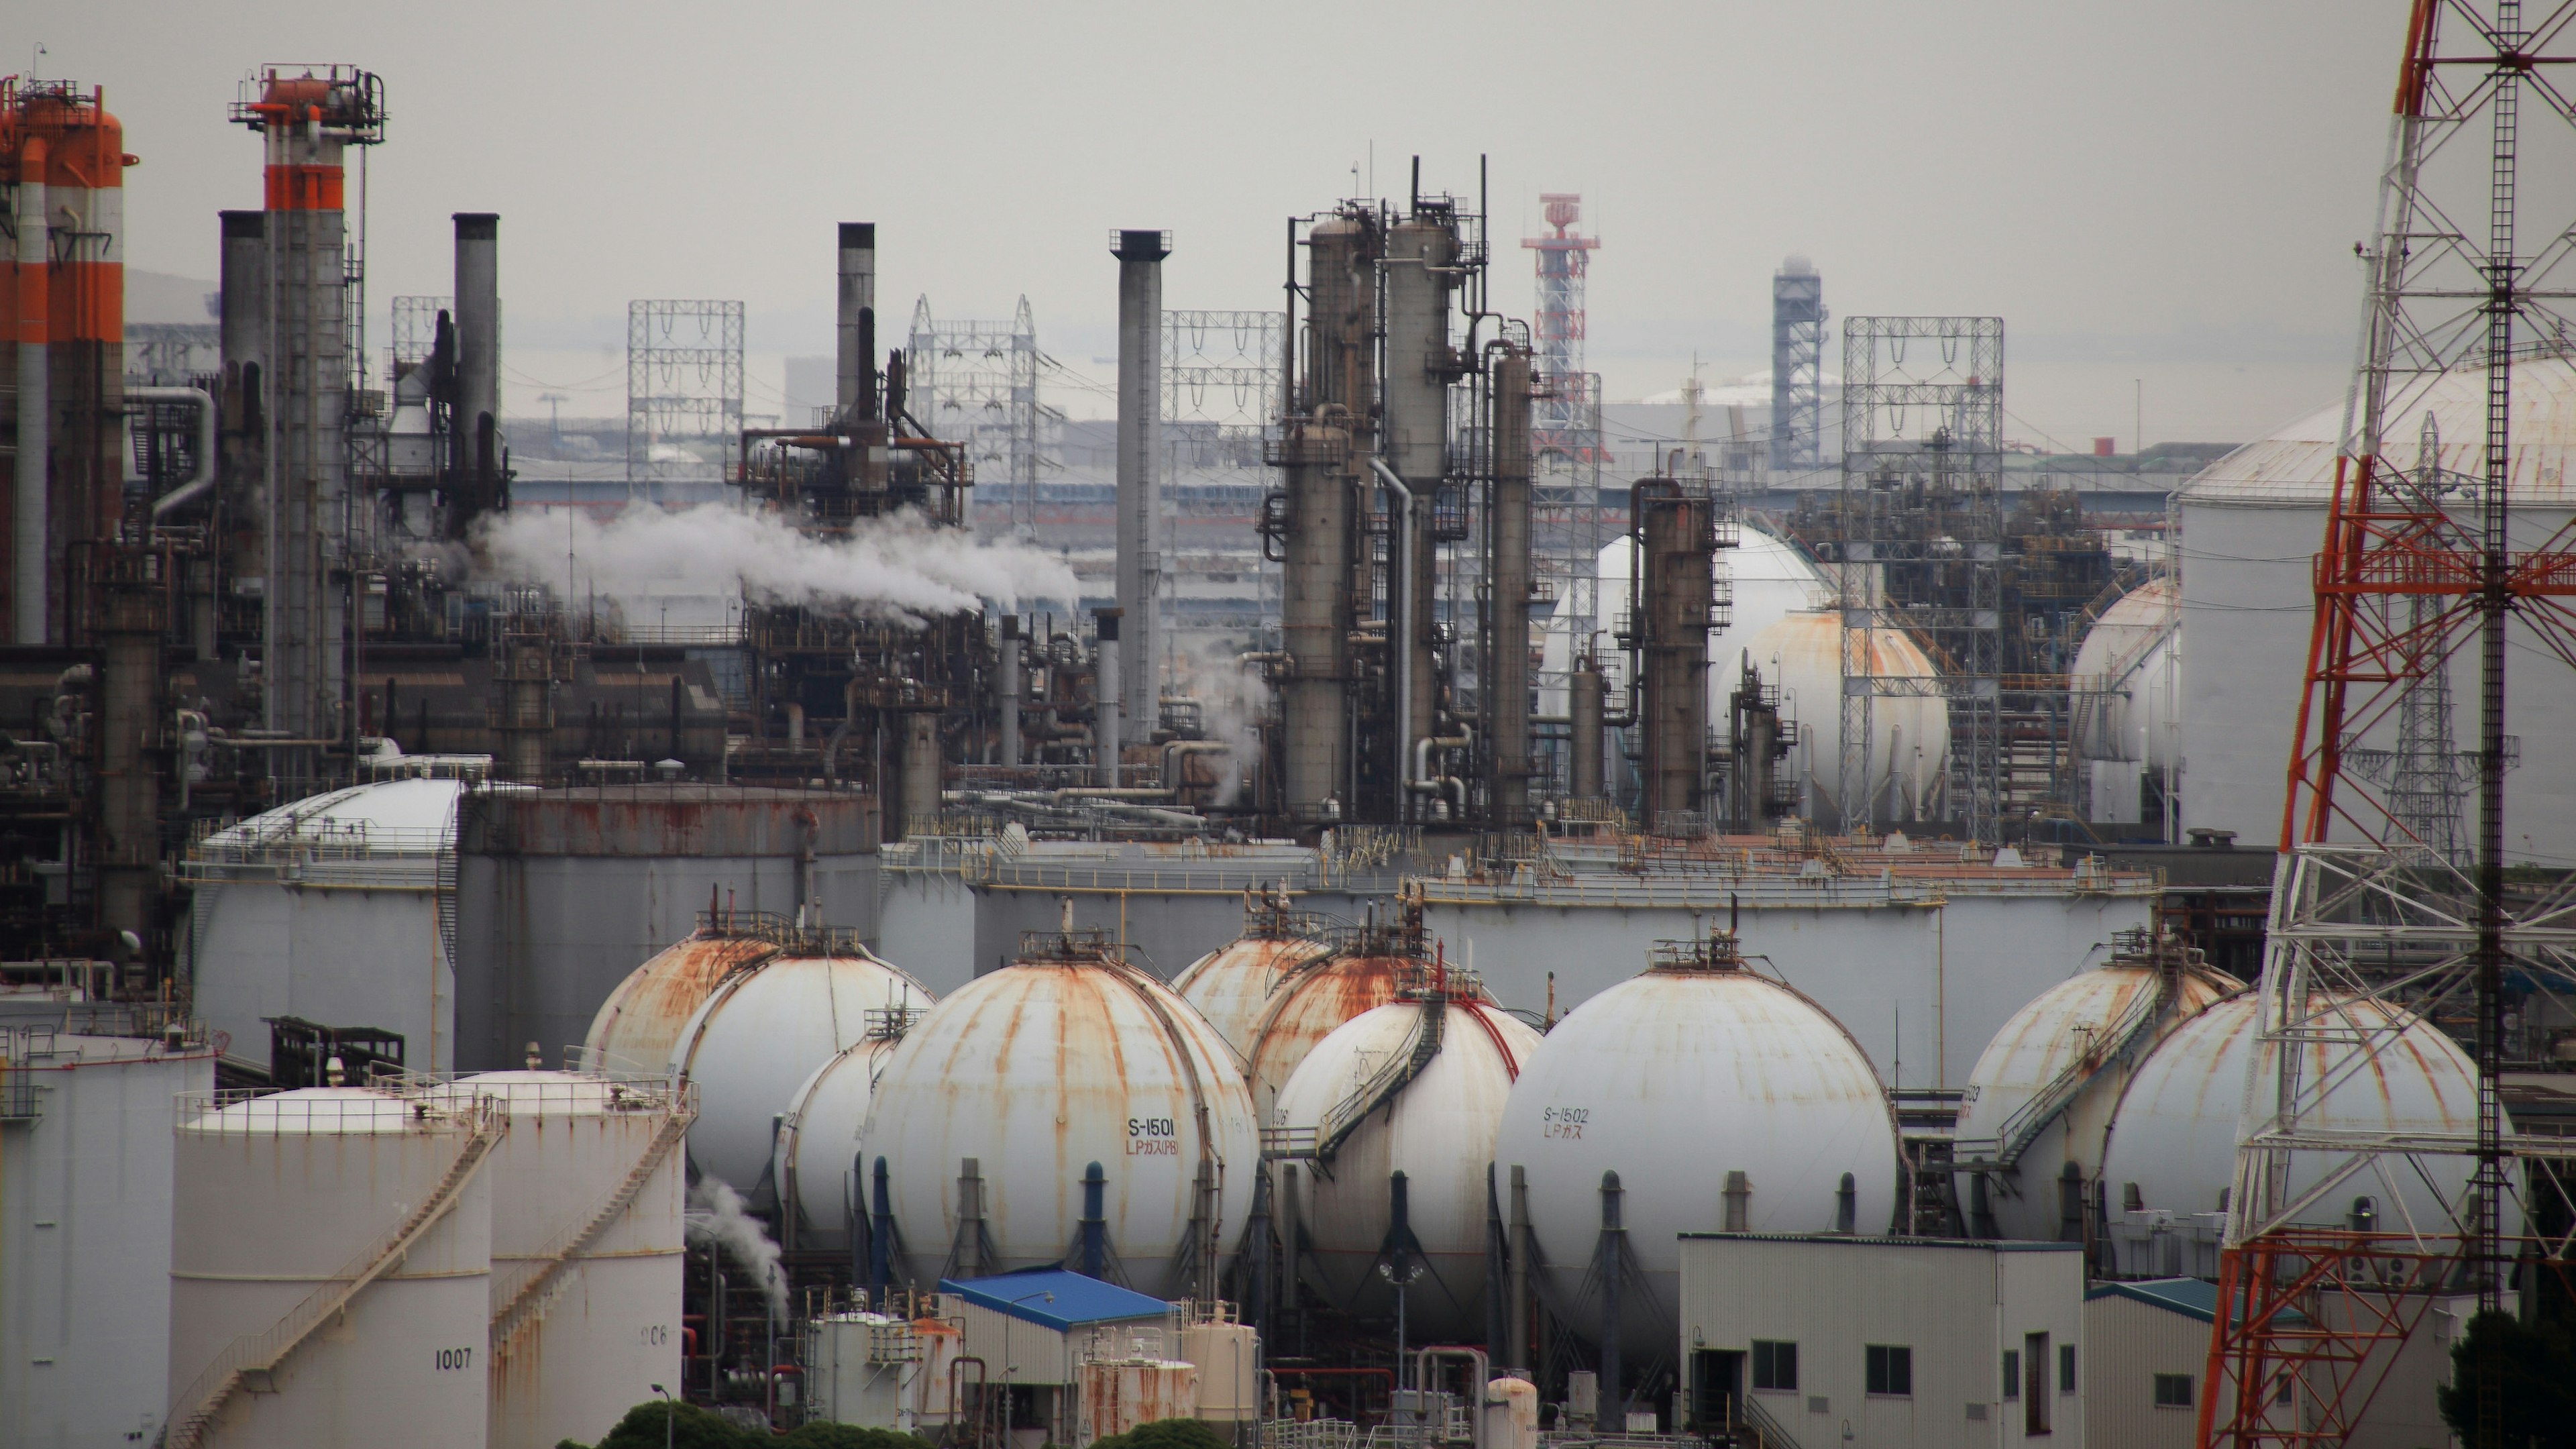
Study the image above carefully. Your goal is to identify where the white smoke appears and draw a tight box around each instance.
[474,502,1080,625]
[685,1176,788,1322]
[1171,637,1270,808]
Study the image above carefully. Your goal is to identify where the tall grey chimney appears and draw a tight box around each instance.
[1113,229,1168,740]
[839,223,877,422]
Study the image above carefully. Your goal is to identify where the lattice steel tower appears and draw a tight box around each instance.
[1770,257,1827,474]
[906,296,1040,533]
[1523,193,1600,466]
[626,300,743,495]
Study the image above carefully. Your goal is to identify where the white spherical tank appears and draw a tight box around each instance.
[1949,941,2241,1240]
[1539,524,1831,716]
[774,1032,909,1252]
[1743,610,1949,821]
[2100,995,2492,1230]
[1241,949,1412,1121]
[1172,898,1334,1063]
[1493,942,1899,1356]
[435,1071,691,1449]
[859,931,1258,1299]
[581,923,790,1075]
[666,938,932,1202]
[2176,356,2576,853]
[166,1087,494,1449]
[1271,985,1541,1339]
[2069,576,2180,772]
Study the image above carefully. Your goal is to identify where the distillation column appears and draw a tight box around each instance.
[1114,229,1169,740]
[218,211,268,604]
[1280,213,1376,819]
[1381,211,1458,812]
[448,211,502,534]
[1633,481,1714,824]
[1489,348,1535,825]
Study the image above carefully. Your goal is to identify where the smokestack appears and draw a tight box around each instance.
[451,213,500,528]
[838,223,877,423]
[1095,608,1124,788]
[1489,348,1535,826]
[13,137,48,644]
[999,616,1022,769]
[1113,229,1169,739]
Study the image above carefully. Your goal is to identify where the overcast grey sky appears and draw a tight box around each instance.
[44,1,2400,445]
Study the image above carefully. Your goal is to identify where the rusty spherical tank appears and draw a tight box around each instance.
[1272,988,1540,1339]
[858,931,1257,1300]
[1243,954,1411,1120]
[1949,943,2241,1240]
[1173,934,1333,1063]
[581,926,782,1075]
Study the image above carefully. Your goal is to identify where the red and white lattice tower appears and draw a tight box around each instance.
[1523,193,1600,464]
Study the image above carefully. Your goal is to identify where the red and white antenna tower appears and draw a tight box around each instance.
[2204,4,2576,1445]
[1523,194,1600,464]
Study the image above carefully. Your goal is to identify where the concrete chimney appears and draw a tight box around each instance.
[1113,229,1169,740]
[839,223,877,422]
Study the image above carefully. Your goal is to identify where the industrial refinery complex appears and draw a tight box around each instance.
[11,7,2576,1448]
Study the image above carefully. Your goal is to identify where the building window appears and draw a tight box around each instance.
[1866,1345,1913,1397]
[2059,1343,2077,1394]
[2155,1374,2194,1409]
[1752,1340,1799,1393]
[2025,1334,2052,1435]
[2002,1350,2021,1400]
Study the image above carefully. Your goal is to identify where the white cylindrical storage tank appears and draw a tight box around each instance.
[859,930,1258,1299]
[2069,576,2180,773]
[166,1087,494,1449]
[1493,938,1900,1357]
[1742,610,1949,822]
[2176,357,2576,855]
[1948,939,2240,1241]
[2100,995,2495,1233]
[775,1030,909,1252]
[186,774,506,1076]
[434,1071,691,1449]
[1271,984,1540,1339]
[666,936,932,1203]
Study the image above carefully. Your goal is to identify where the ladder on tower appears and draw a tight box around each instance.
[490,1107,694,1361]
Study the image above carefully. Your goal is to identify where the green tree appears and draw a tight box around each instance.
[557,1397,762,1449]
[2437,1311,2576,1449]
[1089,1418,1232,1449]
[778,1424,939,1449]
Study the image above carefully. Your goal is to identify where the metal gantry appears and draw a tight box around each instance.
[2206,5,2576,1446]
[625,299,744,494]
[906,296,1041,533]
[1770,258,1828,475]
[1834,317,2005,843]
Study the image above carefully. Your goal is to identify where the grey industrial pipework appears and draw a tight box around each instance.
[1367,456,1419,822]
[140,387,221,517]
[998,616,1022,768]
[452,213,501,506]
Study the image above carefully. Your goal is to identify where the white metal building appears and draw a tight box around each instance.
[1675,1234,2086,1449]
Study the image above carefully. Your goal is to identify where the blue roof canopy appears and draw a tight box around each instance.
[2086,1277,2220,1324]
[941,1270,1177,1332]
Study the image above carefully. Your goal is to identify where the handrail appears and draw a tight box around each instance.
[1311,997,1444,1167]
[165,1098,504,1448]
[1952,967,2171,1171]
[490,1104,693,1357]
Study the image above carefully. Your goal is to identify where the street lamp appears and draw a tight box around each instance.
[651,1383,673,1449]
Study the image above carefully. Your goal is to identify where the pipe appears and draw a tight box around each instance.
[140,386,221,517]
[14,136,48,644]
[1368,458,1417,820]
[1160,738,1230,796]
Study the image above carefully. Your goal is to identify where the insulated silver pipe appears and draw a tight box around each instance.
[1369,457,1418,820]
[140,387,221,517]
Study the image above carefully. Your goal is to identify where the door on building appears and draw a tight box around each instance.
[2024,1332,2052,1436]
[1691,1350,1746,1432]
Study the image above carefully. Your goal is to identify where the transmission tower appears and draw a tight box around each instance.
[906,297,1040,533]
[2206,5,2576,1446]
[626,300,743,496]
[1770,257,1827,475]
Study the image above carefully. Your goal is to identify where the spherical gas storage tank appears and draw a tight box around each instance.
[2099,994,2496,1232]
[427,1070,692,1449]
[662,927,932,1204]
[1238,914,1423,1121]
[1493,933,1900,1358]
[2068,576,2180,773]
[1538,523,1831,718]
[859,927,1258,1300]
[1172,885,1336,1063]
[775,1020,920,1254]
[2176,355,2576,854]
[1742,610,1949,824]
[1949,931,2241,1241]
[580,912,794,1075]
[1271,971,1540,1340]
[166,1085,495,1449]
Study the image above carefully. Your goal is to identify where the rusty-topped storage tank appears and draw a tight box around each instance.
[581,904,791,1073]
[1235,898,1430,1119]
[857,922,1256,1301]
[1171,884,1334,1061]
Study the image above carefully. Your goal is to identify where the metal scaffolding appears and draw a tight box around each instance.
[1770,258,1827,476]
[625,299,743,494]
[1835,316,2004,843]
[1163,308,1286,635]
[906,296,1040,533]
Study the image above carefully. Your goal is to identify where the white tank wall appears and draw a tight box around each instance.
[191,881,449,1074]
[775,1037,904,1252]
[2070,576,2180,772]
[1424,885,2151,1087]
[859,957,1259,1299]
[1272,998,1539,1340]
[0,1035,214,1448]
[873,868,981,995]
[1753,611,1951,821]
[1495,967,1900,1357]
[450,1073,686,1449]
[168,1089,492,1449]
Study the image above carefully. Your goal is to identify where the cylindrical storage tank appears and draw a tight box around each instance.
[665,935,932,1202]
[2099,995,2496,1233]
[1271,985,1540,1339]
[1171,892,1334,1063]
[2176,358,2576,855]
[1483,1378,1540,1449]
[859,930,1258,1299]
[2070,576,2180,771]
[775,1030,910,1252]
[1493,938,1899,1357]
[581,924,785,1075]
[1948,939,2240,1241]
[432,1071,691,1449]
[166,1087,493,1449]
[1744,610,1949,822]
